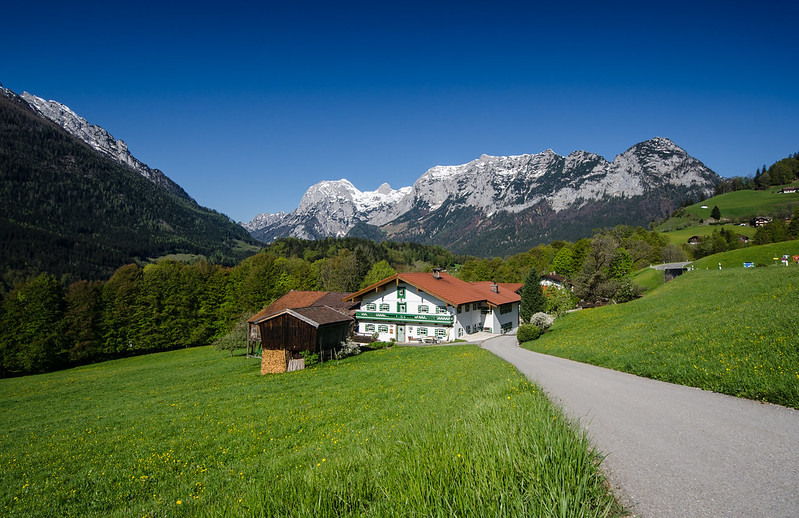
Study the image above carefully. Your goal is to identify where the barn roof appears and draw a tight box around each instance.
[344,271,520,307]
[248,290,355,324]
[256,306,353,328]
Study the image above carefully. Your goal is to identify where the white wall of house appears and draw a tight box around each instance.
[355,282,520,342]
[355,283,455,342]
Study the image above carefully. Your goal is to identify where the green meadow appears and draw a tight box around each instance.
[0,346,621,517]
[691,239,799,269]
[685,188,799,220]
[524,266,799,408]
[659,224,756,246]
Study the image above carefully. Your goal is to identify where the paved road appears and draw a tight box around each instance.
[481,335,799,517]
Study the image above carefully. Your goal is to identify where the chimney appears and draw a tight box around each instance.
[432,267,442,279]
[490,283,499,293]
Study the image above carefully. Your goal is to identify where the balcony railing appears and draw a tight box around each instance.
[355,310,454,325]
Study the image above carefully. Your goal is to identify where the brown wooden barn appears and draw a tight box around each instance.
[246,290,357,357]
[254,306,353,374]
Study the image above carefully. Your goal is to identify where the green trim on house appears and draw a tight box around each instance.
[355,310,454,325]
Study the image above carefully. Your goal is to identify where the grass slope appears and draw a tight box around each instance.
[523,266,799,408]
[684,188,799,220]
[691,239,799,269]
[659,225,756,246]
[0,346,620,517]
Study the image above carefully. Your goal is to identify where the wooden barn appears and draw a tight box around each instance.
[253,306,353,375]
[246,290,357,357]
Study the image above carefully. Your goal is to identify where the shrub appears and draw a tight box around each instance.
[517,324,541,343]
[545,285,577,317]
[299,350,319,366]
[530,312,555,332]
[335,340,361,359]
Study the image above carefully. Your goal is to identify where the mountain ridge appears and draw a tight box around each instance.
[0,86,259,283]
[18,90,191,200]
[246,137,721,254]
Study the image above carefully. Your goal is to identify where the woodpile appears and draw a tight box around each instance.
[261,349,288,375]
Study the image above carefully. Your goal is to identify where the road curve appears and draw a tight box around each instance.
[481,335,799,517]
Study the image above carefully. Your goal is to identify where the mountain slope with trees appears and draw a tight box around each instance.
[0,88,260,287]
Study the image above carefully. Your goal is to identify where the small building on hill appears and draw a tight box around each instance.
[540,272,568,289]
[751,216,772,228]
[255,306,353,375]
[343,269,521,342]
[247,290,357,374]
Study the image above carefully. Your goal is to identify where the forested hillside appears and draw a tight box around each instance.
[0,90,260,288]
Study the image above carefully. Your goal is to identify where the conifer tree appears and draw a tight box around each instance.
[711,205,721,220]
[520,268,547,323]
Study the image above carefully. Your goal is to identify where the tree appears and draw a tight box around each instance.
[711,205,721,220]
[551,246,577,277]
[0,274,66,374]
[212,313,252,356]
[788,207,799,239]
[360,260,396,288]
[520,269,547,323]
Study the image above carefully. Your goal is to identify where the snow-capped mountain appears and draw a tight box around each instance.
[248,180,412,241]
[18,91,191,200]
[246,138,720,255]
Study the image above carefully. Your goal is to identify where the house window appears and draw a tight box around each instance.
[473,303,478,311]
[458,328,464,337]
[499,304,512,314]
[397,302,406,313]
[397,287,406,299]
[418,304,429,313]
[365,324,375,332]
[435,328,446,337]
[501,322,512,333]
[378,325,389,333]
[418,327,427,336]
[379,303,390,311]
[465,304,470,312]
[437,305,447,314]
[366,303,376,311]
[466,325,471,333]
[457,305,462,314]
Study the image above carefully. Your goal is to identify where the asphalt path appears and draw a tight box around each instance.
[481,334,799,517]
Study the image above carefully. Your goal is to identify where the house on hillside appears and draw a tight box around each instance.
[751,216,772,228]
[540,272,568,289]
[343,269,521,342]
[687,236,701,245]
[247,290,358,374]
[778,186,797,194]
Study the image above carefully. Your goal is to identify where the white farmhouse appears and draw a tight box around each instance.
[343,270,522,342]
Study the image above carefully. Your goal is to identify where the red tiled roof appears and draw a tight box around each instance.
[248,290,355,323]
[345,272,520,307]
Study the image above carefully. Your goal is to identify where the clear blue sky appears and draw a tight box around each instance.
[3,0,798,223]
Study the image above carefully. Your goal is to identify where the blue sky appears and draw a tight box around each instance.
[3,1,798,222]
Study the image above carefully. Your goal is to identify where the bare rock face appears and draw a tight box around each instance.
[245,137,720,253]
[19,92,191,200]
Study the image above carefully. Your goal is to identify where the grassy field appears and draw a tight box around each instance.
[658,224,756,246]
[684,187,799,220]
[0,346,621,517]
[691,239,799,269]
[523,266,799,408]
